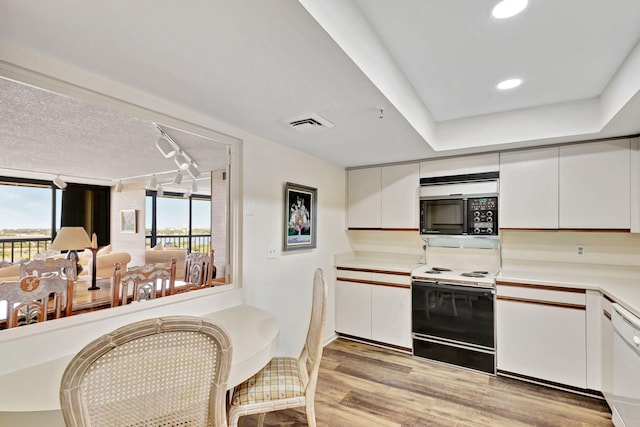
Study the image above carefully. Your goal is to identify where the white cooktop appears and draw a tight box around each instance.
[411,265,497,288]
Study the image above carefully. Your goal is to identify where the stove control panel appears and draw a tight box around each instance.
[467,197,498,235]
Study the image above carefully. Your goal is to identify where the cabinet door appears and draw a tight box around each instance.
[381,163,419,229]
[347,168,381,228]
[559,139,630,229]
[601,297,614,401]
[497,299,586,388]
[335,280,371,339]
[499,147,559,228]
[371,285,411,348]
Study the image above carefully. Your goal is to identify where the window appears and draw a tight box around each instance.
[0,177,109,262]
[145,191,211,254]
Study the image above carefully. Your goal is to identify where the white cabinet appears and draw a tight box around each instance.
[559,139,631,229]
[498,139,631,230]
[335,279,371,338]
[347,163,419,229]
[381,163,419,229]
[371,285,412,348]
[499,147,559,229]
[601,296,614,402]
[496,283,587,388]
[335,267,412,349]
[347,168,381,228]
[419,153,499,178]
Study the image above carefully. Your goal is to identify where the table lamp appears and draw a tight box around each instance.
[50,227,97,290]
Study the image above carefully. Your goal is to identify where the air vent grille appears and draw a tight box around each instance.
[283,113,334,133]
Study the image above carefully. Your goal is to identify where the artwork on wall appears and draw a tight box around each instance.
[120,209,137,234]
[284,182,317,251]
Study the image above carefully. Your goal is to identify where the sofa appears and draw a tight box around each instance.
[0,262,20,282]
[145,243,187,280]
[78,245,131,279]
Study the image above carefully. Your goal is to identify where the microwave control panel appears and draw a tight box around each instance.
[467,197,498,235]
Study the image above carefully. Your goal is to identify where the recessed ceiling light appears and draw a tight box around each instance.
[497,78,522,90]
[492,0,528,19]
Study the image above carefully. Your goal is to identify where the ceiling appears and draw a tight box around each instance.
[1,0,639,187]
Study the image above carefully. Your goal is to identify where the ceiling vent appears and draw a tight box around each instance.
[284,113,334,133]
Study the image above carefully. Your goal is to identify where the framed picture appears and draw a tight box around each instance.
[284,182,317,251]
[120,209,137,234]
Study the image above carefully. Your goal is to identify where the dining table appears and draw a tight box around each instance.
[0,293,279,426]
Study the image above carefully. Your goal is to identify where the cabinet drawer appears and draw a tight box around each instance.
[497,282,585,307]
[336,268,371,281]
[371,272,411,287]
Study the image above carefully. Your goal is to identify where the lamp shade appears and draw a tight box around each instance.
[50,227,92,250]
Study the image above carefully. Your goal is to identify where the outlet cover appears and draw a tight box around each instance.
[267,244,277,259]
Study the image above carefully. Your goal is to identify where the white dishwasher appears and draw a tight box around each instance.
[611,304,640,427]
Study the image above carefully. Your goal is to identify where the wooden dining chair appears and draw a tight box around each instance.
[60,316,233,427]
[20,257,76,317]
[111,259,177,306]
[184,250,216,288]
[1,274,71,328]
[228,268,328,427]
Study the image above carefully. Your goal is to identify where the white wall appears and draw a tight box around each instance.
[242,135,350,356]
[110,182,147,266]
[0,47,352,357]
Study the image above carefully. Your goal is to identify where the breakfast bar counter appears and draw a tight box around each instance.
[0,287,278,426]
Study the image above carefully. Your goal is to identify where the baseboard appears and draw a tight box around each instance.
[336,333,412,354]
[497,369,604,399]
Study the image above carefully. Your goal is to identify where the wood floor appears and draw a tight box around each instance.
[237,338,613,427]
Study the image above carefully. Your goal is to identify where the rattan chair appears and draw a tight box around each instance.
[228,268,328,427]
[60,316,233,427]
[111,259,177,306]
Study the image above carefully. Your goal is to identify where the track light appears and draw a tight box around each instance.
[53,175,67,189]
[191,181,198,193]
[186,163,201,179]
[114,180,123,193]
[149,175,157,189]
[155,137,176,158]
[183,189,191,199]
[174,152,190,170]
[157,185,164,197]
[173,170,183,185]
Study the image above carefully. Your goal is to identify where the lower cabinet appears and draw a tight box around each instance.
[601,295,614,402]
[496,282,587,389]
[335,267,411,349]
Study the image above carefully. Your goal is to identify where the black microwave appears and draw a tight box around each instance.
[419,195,498,236]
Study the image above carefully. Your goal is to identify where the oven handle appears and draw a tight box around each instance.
[412,281,495,295]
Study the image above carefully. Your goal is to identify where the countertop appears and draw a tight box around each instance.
[334,251,423,273]
[498,261,640,319]
[334,252,640,319]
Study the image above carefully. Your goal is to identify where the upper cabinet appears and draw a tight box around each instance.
[500,147,559,229]
[559,139,630,229]
[500,139,632,230]
[419,153,499,178]
[347,167,381,228]
[347,163,419,229]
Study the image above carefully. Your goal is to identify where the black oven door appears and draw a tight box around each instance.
[412,281,494,349]
[419,198,465,235]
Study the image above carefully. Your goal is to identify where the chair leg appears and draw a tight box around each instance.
[257,412,266,427]
[306,401,316,427]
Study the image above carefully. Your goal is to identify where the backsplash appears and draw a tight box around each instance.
[500,230,640,267]
[346,230,424,256]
